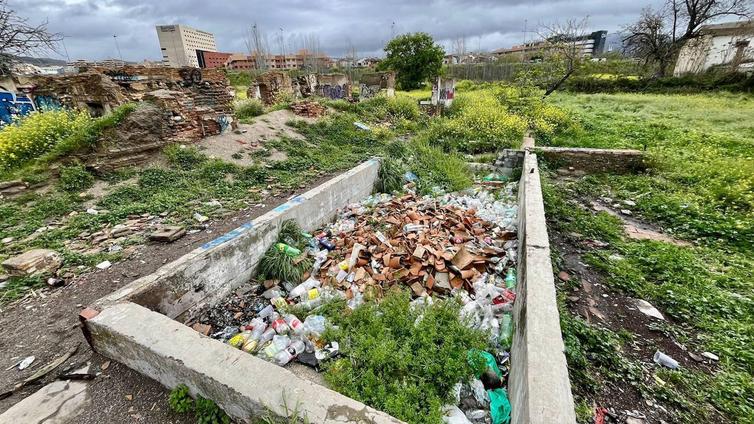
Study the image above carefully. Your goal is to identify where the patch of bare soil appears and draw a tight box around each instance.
[197,109,319,167]
[0,172,338,422]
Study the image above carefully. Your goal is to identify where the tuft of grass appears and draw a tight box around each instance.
[58,162,95,192]
[235,98,265,120]
[164,145,208,170]
[168,384,231,424]
[258,244,312,284]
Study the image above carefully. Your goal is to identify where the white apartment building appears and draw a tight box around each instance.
[156,24,217,67]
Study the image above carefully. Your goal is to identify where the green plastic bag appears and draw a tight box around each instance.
[468,350,511,424]
[468,349,502,378]
[488,388,511,424]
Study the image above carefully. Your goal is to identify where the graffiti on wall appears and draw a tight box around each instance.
[321,84,347,100]
[359,83,380,99]
[431,77,455,108]
[34,95,62,111]
[0,91,37,124]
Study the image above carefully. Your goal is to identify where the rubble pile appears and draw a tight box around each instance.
[290,101,327,118]
[193,182,519,423]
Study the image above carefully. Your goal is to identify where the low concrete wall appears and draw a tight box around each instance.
[509,151,576,423]
[81,154,576,423]
[533,146,646,173]
[94,159,380,320]
[87,302,401,424]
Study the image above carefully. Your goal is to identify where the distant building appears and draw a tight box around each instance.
[674,20,754,75]
[210,50,334,71]
[156,24,217,67]
[493,30,608,58]
[197,51,233,69]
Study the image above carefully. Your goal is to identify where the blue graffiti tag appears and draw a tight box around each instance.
[200,222,254,250]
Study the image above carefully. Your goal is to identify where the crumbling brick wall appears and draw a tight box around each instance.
[84,102,171,174]
[255,72,293,105]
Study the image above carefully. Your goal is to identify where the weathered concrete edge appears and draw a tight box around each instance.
[87,302,404,424]
[92,158,380,311]
[509,152,576,424]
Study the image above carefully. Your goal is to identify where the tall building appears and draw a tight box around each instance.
[156,24,217,67]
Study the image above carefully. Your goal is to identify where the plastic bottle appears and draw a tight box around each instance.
[276,243,301,257]
[273,348,295,366]
[259,327,276,344]
[284,314,304,334]
[257,305,275,319]
[288,278,320,299]
[505,268,516,289]
[271,315,290,334]
[262,287,284,299]
[500,313,513,350]
[403,223,427,233]
[228,331,251,349]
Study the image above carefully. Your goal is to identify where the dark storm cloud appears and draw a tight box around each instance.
[8,0,664,62]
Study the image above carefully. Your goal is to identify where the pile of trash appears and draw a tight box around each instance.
[290,100,327,118]
[195,182,519,424]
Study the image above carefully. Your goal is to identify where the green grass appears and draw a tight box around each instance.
[542,90,754,422]
[548,92,754,249]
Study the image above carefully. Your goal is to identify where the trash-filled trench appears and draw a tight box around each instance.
[188,177,520,424]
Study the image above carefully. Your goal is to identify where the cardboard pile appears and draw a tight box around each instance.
[290,101,326,118]
[310,192,517,300]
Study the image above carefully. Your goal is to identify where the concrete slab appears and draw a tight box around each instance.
[0,369,91,424]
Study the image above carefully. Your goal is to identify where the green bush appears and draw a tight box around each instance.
[322,291,487,424]
[385,96,420,121]
[0,110,90,171]
[58,163,95,192]
[564,72,754,94]
[168,384,193,413]
[408,139,473,192]
[0,103,136,173]
[235,98,265,119]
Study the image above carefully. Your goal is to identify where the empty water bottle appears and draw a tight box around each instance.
[500,313,513,350]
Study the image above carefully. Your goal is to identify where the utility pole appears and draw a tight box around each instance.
[391,21,395,40]
[113,34,123,62]
[522,19,528,63]
[61,35,70,62]
[279,28,285,69]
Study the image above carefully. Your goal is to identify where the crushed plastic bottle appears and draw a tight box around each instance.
[499,313,513,350]
[504,269,516,289]
[275,243,301,257]
[289,277,320,299]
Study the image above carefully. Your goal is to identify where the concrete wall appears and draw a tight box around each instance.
[532,146,646,174]
[509,152,576,424]
[82,154,577,423]
[95,159,380,320]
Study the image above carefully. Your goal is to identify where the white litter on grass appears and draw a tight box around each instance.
[634,299,665,320]
[193,212,209,223]
[702,352,719,361]
[95,260,112,270]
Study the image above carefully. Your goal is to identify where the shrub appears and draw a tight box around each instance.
[0,110,90,171]
[425,91,528,153]
[164,145,208,170]
[385,96,420,121]
[234,99,265,119]
[408,139,473,192]
[322,291,487,424]
[58,162,95,192]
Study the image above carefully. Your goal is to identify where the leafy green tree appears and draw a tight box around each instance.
[378,32,444,90]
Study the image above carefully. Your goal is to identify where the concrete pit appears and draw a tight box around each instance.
[81,154,576,423]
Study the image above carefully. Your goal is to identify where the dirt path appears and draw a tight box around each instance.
[0,173,337,422]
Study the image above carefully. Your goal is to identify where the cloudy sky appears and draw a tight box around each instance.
[10,0,666,62]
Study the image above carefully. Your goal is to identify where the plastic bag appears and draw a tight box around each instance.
[487,388,511,424]
[303,315,326,337]
[441,405,472,424]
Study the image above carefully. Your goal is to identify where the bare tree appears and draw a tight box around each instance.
[452,35,466,61]
[623,0,752,76]
[0,0,62,74]
[539,17,590,97]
